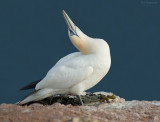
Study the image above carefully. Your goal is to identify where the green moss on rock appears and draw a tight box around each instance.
[23,93,116,106]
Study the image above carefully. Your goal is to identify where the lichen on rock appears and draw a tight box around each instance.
[21,92,120,106]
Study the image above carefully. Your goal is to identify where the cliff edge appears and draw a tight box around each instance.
[0,92,160,122]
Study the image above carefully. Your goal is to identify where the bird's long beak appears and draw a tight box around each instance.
[62,10,77,35]
[62,10,88,54]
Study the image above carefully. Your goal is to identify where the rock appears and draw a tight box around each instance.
[0,92,160,122]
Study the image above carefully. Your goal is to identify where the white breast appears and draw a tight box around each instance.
[36,41,111,96]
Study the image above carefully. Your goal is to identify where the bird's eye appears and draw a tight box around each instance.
[69,30,75,36]
[69,29,79,37]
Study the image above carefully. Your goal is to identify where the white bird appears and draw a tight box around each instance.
[18,10,111,105]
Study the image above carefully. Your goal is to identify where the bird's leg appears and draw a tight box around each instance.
[77,95,84,106]
[49,96,53,105]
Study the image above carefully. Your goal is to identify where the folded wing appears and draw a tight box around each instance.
[36,65,93,90]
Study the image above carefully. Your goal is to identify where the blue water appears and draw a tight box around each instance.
[0,0,160,104]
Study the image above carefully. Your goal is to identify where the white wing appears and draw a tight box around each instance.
[55,52,81,67]
[36,54,93,90]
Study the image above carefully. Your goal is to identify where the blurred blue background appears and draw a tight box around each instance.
[0,0,160,104]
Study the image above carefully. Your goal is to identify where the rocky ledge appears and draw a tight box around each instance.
[0,92,160,122]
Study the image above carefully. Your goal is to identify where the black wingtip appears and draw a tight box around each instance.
[19,79,42,91]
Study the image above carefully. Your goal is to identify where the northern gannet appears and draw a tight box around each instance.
[18,10,111,105]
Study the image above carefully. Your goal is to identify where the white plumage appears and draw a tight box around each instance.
[18,10,111,105]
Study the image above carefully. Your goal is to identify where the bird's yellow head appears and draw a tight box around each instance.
[62,10,109,55]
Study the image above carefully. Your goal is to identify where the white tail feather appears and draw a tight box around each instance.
[18,88,68,105]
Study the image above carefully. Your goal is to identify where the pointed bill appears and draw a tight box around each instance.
[62,10,76,35]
